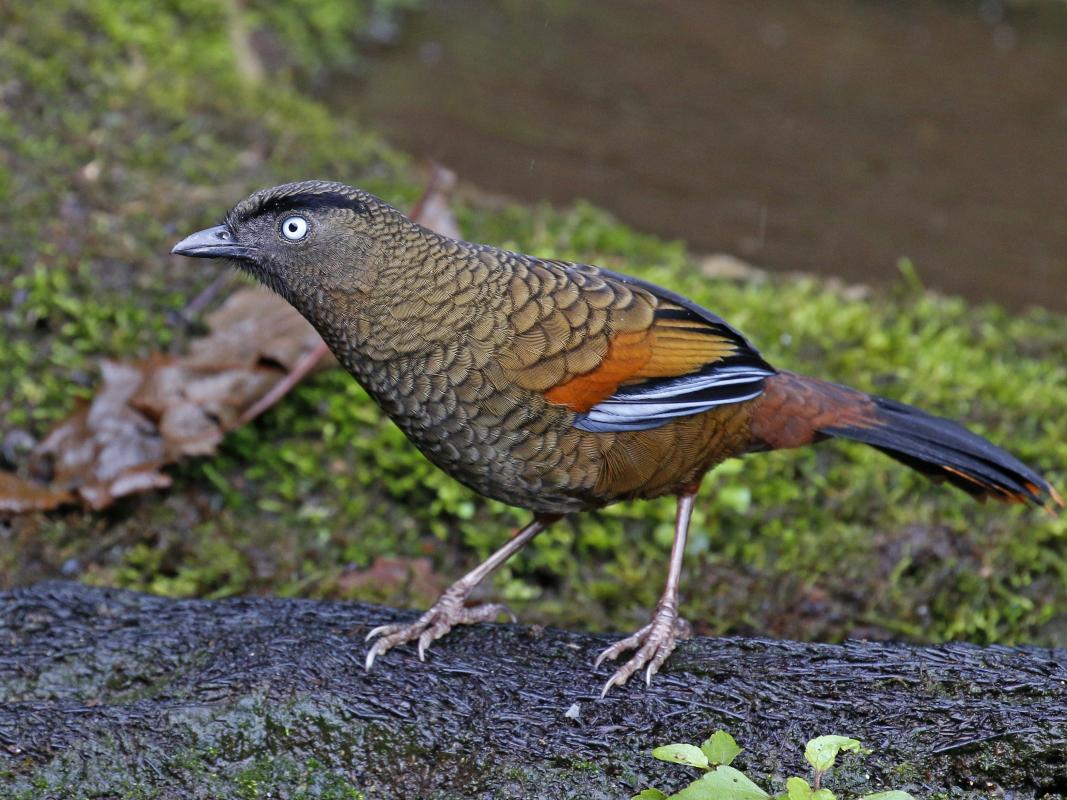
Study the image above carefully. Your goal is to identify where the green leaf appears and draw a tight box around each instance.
[701,730,742,766]
[786,776,812,800]
[857,793,915,800]
[632,790,669,800]
[803,736,864,772]
[811,791,835,800]
[671,765,770,800]
[652,743,710,769]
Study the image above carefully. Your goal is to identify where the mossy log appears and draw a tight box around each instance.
[2,582,1066,799]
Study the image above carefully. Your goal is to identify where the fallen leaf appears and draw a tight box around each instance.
[0,472,74,514]
[30,360,170,510]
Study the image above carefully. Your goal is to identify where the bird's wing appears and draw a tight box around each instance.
[498,259,775,432]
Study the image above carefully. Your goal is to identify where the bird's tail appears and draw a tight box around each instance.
[749,371,1062,509]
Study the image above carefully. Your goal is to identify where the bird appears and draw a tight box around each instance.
[172,180,1062,696]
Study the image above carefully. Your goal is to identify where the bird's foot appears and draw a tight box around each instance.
[364,585,515,670]
[595,604,692,697]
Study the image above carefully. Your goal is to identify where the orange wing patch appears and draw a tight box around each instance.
[545,317,740,413]
[545,330,652,412]
[634,318,737,379]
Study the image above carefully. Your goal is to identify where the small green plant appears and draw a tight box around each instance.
[633,730,914,800]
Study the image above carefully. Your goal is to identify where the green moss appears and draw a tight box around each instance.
[2,0,1066,664]
[6,740,367,800]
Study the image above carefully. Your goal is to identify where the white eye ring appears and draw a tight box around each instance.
[280,215,309,241]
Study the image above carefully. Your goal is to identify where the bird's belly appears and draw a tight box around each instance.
[370,378,754,514]
[384,399,601,514]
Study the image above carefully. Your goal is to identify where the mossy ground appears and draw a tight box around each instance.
[3,0,1067,672]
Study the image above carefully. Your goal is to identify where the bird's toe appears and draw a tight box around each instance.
[596,609,690,695]
[364,601,516,670]
[594,628,646,668]
[365,622,404,642]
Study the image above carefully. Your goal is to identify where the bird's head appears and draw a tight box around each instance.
[171,180,399,301]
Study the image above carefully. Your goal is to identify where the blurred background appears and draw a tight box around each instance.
[1,1,1065,653]
[345,0,1067,311]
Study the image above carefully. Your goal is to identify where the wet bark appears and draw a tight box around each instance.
[2,582,1065,799]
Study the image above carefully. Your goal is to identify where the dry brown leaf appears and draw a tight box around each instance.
[22,296,324,510]
[0,472,74,513]
[30,360,170,510]
[0,167,461,514]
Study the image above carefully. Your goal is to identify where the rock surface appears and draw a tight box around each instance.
[2,582,1066,799]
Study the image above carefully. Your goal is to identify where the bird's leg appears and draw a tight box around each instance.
[365,514,560,670]
[596,490,697,696]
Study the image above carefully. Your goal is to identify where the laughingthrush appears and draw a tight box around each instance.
[173,181,1061,695]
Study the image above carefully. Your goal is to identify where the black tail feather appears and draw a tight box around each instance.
[820,395,1061,509]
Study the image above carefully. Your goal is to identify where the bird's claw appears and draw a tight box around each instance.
[364,599,515,671]
[596,608,691,697]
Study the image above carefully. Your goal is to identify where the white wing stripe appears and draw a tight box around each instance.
[612,369,772,401]
[574,387,766,432]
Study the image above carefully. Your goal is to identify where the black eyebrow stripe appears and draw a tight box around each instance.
[256,191,367,217]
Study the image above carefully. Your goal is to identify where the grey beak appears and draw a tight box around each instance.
[171,225,255,259]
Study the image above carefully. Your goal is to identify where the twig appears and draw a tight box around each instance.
[235,338,330,426]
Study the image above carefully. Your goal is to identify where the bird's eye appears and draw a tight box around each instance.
[279,215,309,241]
